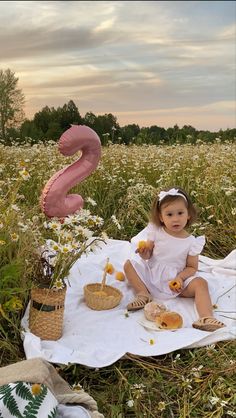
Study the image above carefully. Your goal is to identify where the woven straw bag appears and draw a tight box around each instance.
[29,287,66,340]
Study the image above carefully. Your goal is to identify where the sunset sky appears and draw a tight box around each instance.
[0,0,235,131]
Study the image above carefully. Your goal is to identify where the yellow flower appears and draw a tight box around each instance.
[3,297,23,312]
[72,383,82,392]
[62,246,69,253]
[10,233,19,242]
[19,169,30,180]
[53,279,64,289]
[50,222,61,230]
[149,339,155,345]
[31,383,42,396]
[52,243,60,251]
[0,240,6,246]
[158,401,166,411]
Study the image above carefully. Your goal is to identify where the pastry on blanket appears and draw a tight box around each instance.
[155,311,183,329]
[144,301,167,322]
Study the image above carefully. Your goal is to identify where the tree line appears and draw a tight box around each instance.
[0,68,235,146]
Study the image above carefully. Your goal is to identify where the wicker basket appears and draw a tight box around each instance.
[84,283,122,310]
[29,287,66,340]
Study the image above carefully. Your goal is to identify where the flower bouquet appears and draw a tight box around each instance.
[29,208,105,340]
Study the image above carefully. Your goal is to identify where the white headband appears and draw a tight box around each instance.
[158,188,187,203]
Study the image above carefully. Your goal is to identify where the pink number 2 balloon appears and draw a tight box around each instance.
[40,125,101,218]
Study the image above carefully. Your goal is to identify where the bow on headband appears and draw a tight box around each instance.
[158,188,187,202]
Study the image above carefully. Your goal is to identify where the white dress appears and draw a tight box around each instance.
[129,223,205,300]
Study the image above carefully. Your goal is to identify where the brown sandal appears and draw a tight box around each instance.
[192,317,225,332]
[127,294,152,311]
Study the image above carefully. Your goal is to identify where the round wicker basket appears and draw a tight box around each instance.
[84,283,122,310]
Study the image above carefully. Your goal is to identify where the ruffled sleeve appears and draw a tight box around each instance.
[188,235,206,256]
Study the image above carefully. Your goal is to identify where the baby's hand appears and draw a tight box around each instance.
[169,277,183,293]
[135,240,153,260]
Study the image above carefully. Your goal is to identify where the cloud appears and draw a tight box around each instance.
[0,0,235,131]
[0,26,120,60]
[115,103,236,131]
[93,17,116,32]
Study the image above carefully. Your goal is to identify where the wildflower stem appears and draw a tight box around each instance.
[218,314,236,320]
[214,310,236,313]
[215,284,236,305]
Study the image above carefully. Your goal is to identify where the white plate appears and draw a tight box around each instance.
[138,317,164,332]
[138,317,178,332]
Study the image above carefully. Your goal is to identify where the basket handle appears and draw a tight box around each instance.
[101,257,109,291]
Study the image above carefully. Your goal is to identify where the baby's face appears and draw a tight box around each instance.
[160,198,190,234]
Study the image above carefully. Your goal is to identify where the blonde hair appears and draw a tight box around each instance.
[150,187,197,227]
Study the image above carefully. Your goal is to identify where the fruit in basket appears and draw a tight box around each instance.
[93,290,107,297]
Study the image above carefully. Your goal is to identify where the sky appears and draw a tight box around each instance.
[0,0,235,131]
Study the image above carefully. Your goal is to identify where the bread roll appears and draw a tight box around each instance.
[144,301,167,322]
[155,311,183,329]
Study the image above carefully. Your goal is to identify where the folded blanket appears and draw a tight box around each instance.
[0,358,104,418]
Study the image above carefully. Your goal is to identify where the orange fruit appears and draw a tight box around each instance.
[115,271,125,281]
[104,263,115,274]
[169,280,181,291]
[138,240,147,250]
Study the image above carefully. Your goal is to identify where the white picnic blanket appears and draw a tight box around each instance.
[21,230,236,368]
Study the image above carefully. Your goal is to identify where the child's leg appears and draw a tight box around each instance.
[180,277,225,331]
[124,260,152,311]
[180,277,213,317]
[124,260,150,296]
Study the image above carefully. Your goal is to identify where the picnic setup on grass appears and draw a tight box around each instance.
[22,125,236,368]
[1,125,235,418]
[22,124,235,362]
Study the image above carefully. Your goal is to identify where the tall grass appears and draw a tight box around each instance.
[0,141,235,417]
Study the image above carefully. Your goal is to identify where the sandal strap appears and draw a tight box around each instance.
[127,294,152,311]
[200,317,225,326]
[193,316,225,331]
